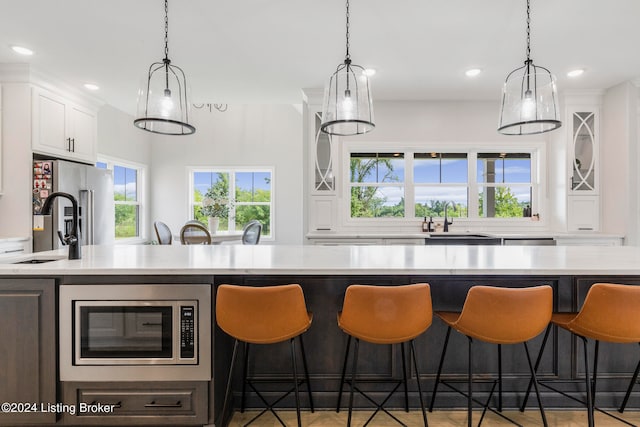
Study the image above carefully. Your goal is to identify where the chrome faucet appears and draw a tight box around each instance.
[443,201,456,232]
[40,192,81,260]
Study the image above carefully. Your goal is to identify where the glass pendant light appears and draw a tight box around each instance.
[134,0,195,135]
[321,0,374,136]
[498,0,561,135]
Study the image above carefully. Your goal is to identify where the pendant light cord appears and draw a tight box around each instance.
[164,0,170,61]
[345,0,351,63]
[525,0,531,61]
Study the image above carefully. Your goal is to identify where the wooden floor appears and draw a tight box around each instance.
[229,409,640,426]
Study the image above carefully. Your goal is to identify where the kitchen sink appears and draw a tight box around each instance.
[11,255,67,264]
[425,233,502,245]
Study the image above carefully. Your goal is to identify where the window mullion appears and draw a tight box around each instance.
[468,152,478,219]
[405,152,414,218]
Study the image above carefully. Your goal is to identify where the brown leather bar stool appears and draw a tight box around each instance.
[336,283,432,427]
[216,284,314,427]
[428,285,552,427]
[521,283,640,427]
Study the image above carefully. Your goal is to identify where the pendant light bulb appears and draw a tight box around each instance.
[133,0,195,135]
[320,0,375,136]
[497,0,561,135]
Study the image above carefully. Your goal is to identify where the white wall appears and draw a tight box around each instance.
[0,84,33,239]
[601,82,638,241]
[96,105,152,241]
[149,104,303,244]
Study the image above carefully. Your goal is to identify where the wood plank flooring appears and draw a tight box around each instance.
[229,409,640,426]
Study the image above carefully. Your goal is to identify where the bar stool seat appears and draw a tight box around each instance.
[522,282,640,427]
[336,283,432,427]
[216,284,314,427]
[429,285,552,427]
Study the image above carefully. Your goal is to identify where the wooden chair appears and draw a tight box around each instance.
[179,222,211,245]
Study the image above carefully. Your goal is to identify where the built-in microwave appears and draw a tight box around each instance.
[60,284,211,381]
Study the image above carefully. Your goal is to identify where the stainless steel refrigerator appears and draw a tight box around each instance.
[33,159,115,252]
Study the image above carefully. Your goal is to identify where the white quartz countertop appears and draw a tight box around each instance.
[1,244,640,276]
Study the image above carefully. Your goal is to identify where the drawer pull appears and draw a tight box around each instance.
[142,322,163,326]
[90,400,121,408]
[144,400,182,408]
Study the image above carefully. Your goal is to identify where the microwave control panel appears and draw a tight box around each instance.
[180,305,196,360]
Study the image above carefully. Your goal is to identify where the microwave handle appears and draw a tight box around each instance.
[144,400,182,408]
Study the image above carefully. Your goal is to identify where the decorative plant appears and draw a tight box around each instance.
[201,187,233,219]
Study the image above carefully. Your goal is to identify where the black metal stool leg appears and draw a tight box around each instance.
[290,338,302,427]
[429,326,452,412]
[337,335,352,412]
[468,337,473,427]
[592,340,599,409]
[401,342,409,412]
[347,338,360,427]
[298,334,314,412]
[524,341,548,427]
[498,344,503,412]
[410,340,429,427]
[520,323,552,412]
[241,342,250,413]
[218,339,240,427]
[581,336,595,427]
[620,343,640,413]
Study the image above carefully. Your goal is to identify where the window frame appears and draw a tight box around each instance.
[96,155,147,244]
[188,166,275,239]
[341,140,546,228]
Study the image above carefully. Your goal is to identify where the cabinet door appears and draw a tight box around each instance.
[68,104,97,163]
[309,197,336,231]
[32,87,70,156]
[569,108,598,194]
[0,279,56,425]
[568,195,600,231]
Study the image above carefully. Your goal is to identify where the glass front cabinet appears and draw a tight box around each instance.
[567,105,600,231]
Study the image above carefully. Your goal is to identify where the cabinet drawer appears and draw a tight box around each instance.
[62,381,208,425]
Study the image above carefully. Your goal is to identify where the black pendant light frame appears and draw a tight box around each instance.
[498,0,561,136]
[320,0,374,136]
[134,0,195,135]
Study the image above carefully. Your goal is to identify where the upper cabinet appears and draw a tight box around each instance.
[567,104,600,231]
[569,108,599,194]
[32,86,97,164]
[0,84,3,195]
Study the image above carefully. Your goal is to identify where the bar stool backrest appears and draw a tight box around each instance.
[216,284,312,344]
[338,283,432,344]
[453,285,552,344]
[568,283,640,343]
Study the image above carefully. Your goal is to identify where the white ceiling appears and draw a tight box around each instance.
[1,0,640,115]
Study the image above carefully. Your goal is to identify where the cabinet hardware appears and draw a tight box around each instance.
[71,138,75,152]
[67,137,72,151]
[142,322,163,326]
[144,400,182,408]
[90,400,122,409]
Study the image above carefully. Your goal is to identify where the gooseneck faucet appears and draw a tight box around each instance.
[443,201,456,232]
[40,192,81,260]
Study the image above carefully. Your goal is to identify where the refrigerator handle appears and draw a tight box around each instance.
[80,189,95,245]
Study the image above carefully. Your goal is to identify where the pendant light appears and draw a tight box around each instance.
[498,0,561,135]
[134,0,195,135]
[320,0,374,136]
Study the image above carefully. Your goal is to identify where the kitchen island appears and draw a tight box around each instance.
[2,244,640,426]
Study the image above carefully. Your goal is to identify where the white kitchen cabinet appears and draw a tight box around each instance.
[0,84,3,194]
[567,195,600,232]
[32,86,97,164]
[309,197,337,232]
[567,104,600,231]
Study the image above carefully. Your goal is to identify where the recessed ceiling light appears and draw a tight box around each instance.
[567,69,585,78]
[83,83,100,91]
[465,68,482,77]
[363,68,376,77]
[11,45,34,56]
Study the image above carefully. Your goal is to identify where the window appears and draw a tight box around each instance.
[190,168,273,237]
[350,153,404,218]
[96,158,146,240]
[346,145,540,222]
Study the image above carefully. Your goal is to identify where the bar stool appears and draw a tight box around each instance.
[428,285,552,427]
[216,284,314,427]
[521,282,640,427]
[336,283,432,427]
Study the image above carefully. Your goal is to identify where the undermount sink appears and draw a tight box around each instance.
[425,233,501,245]
[11,255,67,264]
[427,233,491,238]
